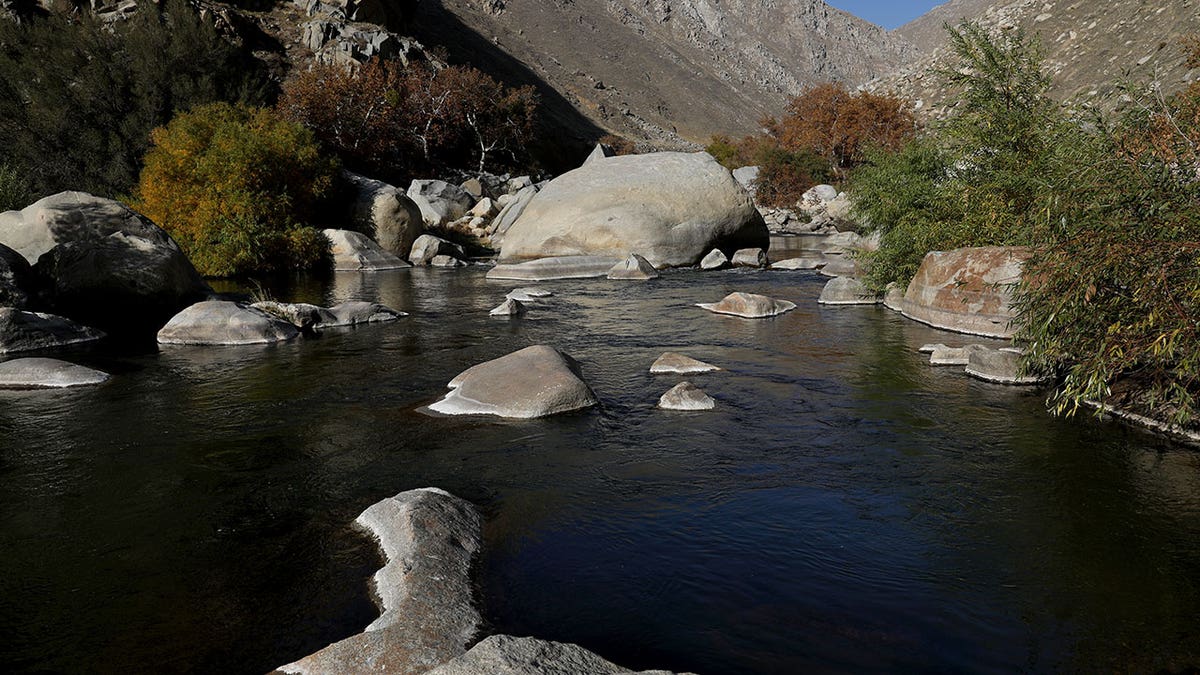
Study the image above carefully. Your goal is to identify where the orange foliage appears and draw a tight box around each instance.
[772,82,915,174]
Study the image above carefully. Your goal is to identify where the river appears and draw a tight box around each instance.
[1,261,1198,673]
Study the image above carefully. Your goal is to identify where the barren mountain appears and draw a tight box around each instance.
[875,0,1200,115]
[406,0,916,146]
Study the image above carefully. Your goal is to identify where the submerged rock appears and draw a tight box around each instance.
[607,254,660,280]
[489,298,526,317]
[900,246,1029,338]
[157,301,300,346]
[657,381,715,410]
[697,292,795,318]
[649,352,721,374]
[486,256,619,281]
[276,488,483,675]
[498,152,768,268]
[324,301,406,327]
[0,308,105,354]
[505,287,553,302]
[428,345,598,418]
[817,277,878,305]
[0,357,109,389]
[323,229,411,271]
[699,248,729,270]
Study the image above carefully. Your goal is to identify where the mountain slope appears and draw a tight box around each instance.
[876,0,1200,114]
[408,0,916,145]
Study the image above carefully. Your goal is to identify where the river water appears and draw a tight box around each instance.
[1,258,1198,673]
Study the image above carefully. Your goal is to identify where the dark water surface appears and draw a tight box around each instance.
[2,263,1199,674]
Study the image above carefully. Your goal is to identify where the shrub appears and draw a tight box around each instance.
[132,103,337,277]
[278,60,538,180]
[0,162,31,212]
[705,133,831,206]
[0,0,272,199]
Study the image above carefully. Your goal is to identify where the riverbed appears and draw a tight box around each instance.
[1,263,1198,673]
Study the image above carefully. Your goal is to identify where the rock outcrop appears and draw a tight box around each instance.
[899,246,1028,338]
[157,301,301,346]
[276,487,483,675]
[697,292,796,319]
[324,229,412,271]
[0,308,105,354]
[428,345,598,418]
[498,152,768,268]
[0,357,110,389]
[0,192,209,331]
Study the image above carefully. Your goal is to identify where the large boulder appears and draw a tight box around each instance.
[498,152,768,268]
[0,192,209,332]
[486,256,619,281]
[0,308,105,354]
[696,292,796,318]
[428,345,598,418]
[409,234,465,266]
[900,246,1029,338]
[157,301,300,346]
[408,180,475,228]
[0,357,110,389]
[0,243,32,308]
[324,229,411,271]
[342,171,423,258]
[276,488,483,675]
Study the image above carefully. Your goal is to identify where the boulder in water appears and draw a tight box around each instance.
[900,246,1029,338]
[697,292,795,318]
[409,234,465,266]
[649,352,720,374]
[0,308,105,354]
[731,248,768,268]
[487,256,619,281]
[157,301,300,346]
[607,254,659,280]
[324,229,411,271]
[817,277,878,305]
[929,344,990,366]
[657,381,715,410]
[428,345,598,418]
[965,348,1046,385]
[489,298,526,317]
[342,171,423,258]
[699,248,729,270]
[0,357,109,389]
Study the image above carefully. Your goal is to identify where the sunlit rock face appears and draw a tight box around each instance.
[900,246,1029,339]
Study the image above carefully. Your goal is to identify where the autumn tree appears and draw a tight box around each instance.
[769,82,915,176]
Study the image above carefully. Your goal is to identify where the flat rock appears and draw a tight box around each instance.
[929,343,990,366]
[770,257,823,271]
[157,301,300,346]
[0,357,109,389]
[323,301,406,327]
[607,254,659,280]
[918,343,946,354]
[409,234,465,266]
[489,298,526,317]
[0,308,105,354]
[649,352,720,374]
[965,347,1046,385]
[323,229,411,271]
[428,345,598,418]
[487,256,619,281]
[817,277,878,305]
[730,248,768,268]
[699,248,729,270]
[505,288,553,302]
[657,381,715,410]
[427,634,684,675]
[342,171,423,258]
[498,152,768,268]
[276,488,483,675]
[900,246,1029,338]
[697,292,795,318]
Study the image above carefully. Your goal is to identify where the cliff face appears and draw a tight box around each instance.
[876,0,1200,115]
[407,0,916,146]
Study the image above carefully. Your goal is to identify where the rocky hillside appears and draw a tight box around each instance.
[405,0,916,146]
[876,0,1200,115]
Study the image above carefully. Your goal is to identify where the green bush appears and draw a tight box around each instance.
[132,103,337,278]
[0,0,272,199]
[0,162,31,212]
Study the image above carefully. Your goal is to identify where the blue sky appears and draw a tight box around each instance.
[826,0,944,30]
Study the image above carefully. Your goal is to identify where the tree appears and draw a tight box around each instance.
[434,65,537,173]
[132,103,336,277]
[0,0,272,199]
